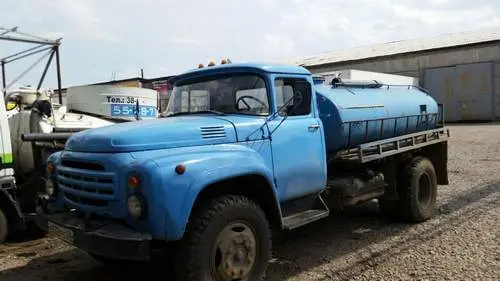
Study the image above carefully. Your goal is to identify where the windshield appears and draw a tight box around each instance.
[164,74,269,116]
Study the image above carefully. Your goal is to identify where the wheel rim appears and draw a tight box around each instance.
[210,221,258,281]
[418,173,432,208]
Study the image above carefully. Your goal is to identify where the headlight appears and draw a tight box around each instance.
[45,179,56,197]
[127,194,145,219]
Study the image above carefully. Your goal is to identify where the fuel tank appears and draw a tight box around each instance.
[314,77,441,154]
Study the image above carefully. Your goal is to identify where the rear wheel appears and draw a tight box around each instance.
[0,208,8,244]
[176,195,271,281]
[398,157,438,222]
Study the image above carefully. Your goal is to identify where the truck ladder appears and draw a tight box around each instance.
[337,127,449,163]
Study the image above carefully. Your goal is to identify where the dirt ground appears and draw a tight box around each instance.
[0,123,499,281]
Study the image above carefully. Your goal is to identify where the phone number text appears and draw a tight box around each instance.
[110,104,157,117]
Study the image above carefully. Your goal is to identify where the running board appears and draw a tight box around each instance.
[282,209,330,230]
[281,194,331,230]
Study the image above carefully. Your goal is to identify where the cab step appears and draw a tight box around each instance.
[282,209,329,230]
[281,194,330,230]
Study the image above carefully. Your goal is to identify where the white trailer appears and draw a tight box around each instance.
[318,69,419,86]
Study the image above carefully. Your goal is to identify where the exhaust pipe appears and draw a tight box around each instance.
[21,132,73,142]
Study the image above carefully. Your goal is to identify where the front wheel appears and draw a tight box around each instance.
[176,195,271,281]
[399,156,438,222]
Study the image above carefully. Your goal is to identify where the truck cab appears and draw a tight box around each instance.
[38,62,449,281]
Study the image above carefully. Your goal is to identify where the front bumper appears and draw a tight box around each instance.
[36,207,152,261]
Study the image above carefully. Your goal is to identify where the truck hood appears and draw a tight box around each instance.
[65,116,237,153]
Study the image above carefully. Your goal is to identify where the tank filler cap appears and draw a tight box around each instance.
[331,79,383,89]
[331,77,343,87]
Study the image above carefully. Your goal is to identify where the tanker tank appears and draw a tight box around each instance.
[314,77,441,154]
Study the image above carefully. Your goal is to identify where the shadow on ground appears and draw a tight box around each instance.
[0,181,498,281]
[445,121,500,127]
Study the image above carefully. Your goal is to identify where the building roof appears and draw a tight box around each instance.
[290,26,500,67]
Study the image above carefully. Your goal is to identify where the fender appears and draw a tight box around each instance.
[47,151,63,164]
[147,143,281,240]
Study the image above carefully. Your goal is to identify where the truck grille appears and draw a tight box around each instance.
[57,160,115,208]
[61,160,105,171]
[64,193,108,207]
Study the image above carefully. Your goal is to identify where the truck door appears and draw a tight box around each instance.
[268,76,327,202]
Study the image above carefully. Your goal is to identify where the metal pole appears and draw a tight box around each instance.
[0,44,45,62]
[1,61,5,96]
[0,26,18,36]
[37,48,55,91]
[55,45,63,104]
[0,34,59,45]
[3,46,52,64]
[4,50,51,90]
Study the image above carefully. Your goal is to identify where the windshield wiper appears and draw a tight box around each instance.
[166,110,226,117]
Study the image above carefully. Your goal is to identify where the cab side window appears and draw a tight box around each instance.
[274,78,312,116]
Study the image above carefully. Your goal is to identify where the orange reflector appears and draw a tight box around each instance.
[47,163,55,174]
[175,164,186,175]
[128,175,140,188]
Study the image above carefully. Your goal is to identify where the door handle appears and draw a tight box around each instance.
[308,124,320,130]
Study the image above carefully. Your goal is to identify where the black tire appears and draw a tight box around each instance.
[175,195,271,281]
[0,208,8,244]
[399,156,438,222]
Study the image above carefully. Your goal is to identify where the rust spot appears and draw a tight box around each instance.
[460,72,469,88]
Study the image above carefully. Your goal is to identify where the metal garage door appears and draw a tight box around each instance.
[423,62,494,122]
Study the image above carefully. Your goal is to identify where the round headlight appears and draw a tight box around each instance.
[127,194,144,219]
[45,179,56,197]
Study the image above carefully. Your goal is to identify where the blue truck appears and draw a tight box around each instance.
[37,62,449,281]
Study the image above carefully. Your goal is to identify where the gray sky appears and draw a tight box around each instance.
[1,0,499,89]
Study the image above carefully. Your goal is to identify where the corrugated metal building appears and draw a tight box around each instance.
[291,27,500,122]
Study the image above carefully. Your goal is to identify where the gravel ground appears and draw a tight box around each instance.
[0,123,499,281]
